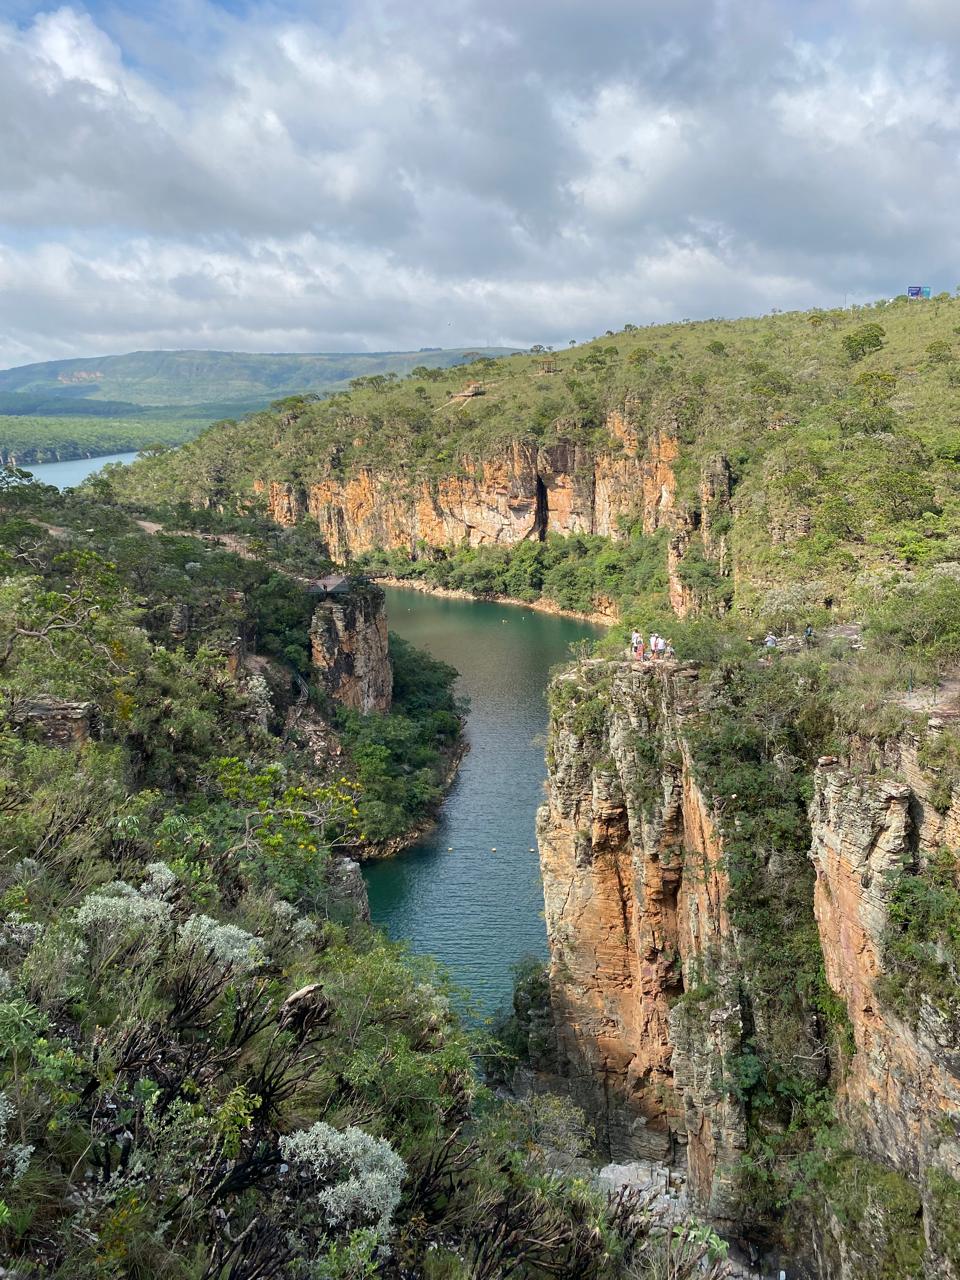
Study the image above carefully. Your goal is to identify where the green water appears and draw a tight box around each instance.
[365,587,603,1020]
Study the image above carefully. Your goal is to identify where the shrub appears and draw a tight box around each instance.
[841,323,885,362]
[279,1122,405,1238]
[177,914,264,973]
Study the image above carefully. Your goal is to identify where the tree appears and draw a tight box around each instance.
[841,324,885,362]
[855,369,898,408]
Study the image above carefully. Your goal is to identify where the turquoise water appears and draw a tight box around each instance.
[22,451,140,489]
[365,587,602,1020]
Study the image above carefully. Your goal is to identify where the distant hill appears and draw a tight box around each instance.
[0,347,513,409]
[0,345,514,466]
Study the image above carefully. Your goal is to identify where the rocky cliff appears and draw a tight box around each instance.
[254,410,730,617]
[809,740,960,1278]
[260,421,679,553]
[538,660,750,1223]
[310,582,392,714]
[539,659,960,1277]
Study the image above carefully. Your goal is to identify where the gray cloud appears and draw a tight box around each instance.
[1,0,959,367]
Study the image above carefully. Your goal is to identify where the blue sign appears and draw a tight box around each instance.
[908,286,922,297]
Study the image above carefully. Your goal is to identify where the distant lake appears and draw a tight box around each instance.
[24,452,141,490]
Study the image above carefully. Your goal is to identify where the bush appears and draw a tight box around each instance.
[841,323,885,362]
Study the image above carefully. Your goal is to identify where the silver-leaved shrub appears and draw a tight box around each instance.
[279,1122,405,1238]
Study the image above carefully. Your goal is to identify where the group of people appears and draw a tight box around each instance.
[630,630,675,662]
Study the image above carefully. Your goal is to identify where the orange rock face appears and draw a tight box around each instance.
[810,748,960,1258]
[260,415,689,563]
[541,664,960,1261]
[538,661,749,1223]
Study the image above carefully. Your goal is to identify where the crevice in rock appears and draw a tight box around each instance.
[533,474,548,541]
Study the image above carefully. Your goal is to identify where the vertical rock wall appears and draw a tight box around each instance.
[538,661,749,1223]
[810,745,960,1277]
[540,661,960,1274]
[310,583,392,714]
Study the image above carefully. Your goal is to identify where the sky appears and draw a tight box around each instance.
[0,0,958,367]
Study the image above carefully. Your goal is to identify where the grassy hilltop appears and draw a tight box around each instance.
[111,293,960,623]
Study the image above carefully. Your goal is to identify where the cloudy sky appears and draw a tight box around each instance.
[0,0,958,367]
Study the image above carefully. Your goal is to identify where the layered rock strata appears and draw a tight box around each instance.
[538,660,748,1222]
[810,742,960,1277]
[310,582,392,714]
[539,660,960,1275]
[254,414,732,619]
[261,427,680,557]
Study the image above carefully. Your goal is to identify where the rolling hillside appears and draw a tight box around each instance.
[0,347,514,408]
[109,292,960,620]
[0,345,512,465]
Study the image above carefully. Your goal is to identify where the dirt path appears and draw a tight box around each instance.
[895,672,960,719]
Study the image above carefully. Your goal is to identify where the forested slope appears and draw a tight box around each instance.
[109,295,960,627]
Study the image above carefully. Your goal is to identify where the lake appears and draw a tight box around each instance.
[366,586,603,1020]
[23,451,141,489]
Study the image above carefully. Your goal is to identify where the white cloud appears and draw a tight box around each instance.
[1,1,959,366]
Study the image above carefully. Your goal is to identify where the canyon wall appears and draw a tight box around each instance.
[539,661,960,1276]
[254,410,731,618]
[310,582,392,714]
[261,423,679,556]
[809,740,960,1277]
[538,660,749,1224]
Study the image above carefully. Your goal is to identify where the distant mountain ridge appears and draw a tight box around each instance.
[0,347,513,409]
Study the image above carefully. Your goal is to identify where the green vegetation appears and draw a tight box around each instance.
[0,347,511,466]
[336,635,466,845]
[109,293,960,625]
[0,347,513,406]
[817,1154,926,1279]
[357,530,669,616]
[15,294,960,1270]
[877,847,960,1023]
[928,1168,960,1272]
[0,414,209,468]
[0,474,736,1278]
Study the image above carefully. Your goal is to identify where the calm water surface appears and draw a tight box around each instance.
[365,587,602,1019]
[24,451,140,489]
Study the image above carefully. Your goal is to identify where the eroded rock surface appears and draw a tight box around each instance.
[539,661,960,1276]
[310,582,392,714]
[539,661,748,1223]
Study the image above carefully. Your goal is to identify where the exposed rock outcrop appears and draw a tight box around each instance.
[9,696,100,746]
[256,412,734,619]
[539,660,960,1275]
[310,581,392,714]
[260,419,684,560]
[538,660,748,1222]
[810,745,960,1278]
